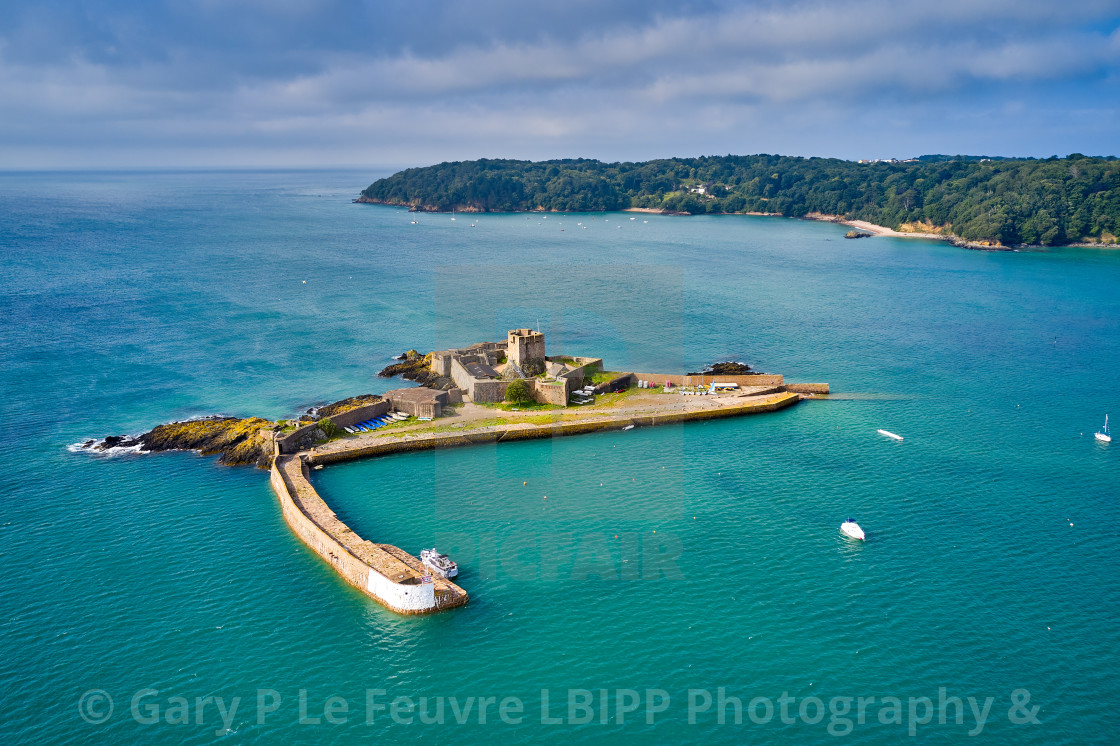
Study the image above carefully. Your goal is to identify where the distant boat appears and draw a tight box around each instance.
[1096,414,1111,443]
[877,429,903,441]
[622,424,635,431]
[841,519,865,541]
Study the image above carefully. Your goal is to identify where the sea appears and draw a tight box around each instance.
[1,169,1117,744]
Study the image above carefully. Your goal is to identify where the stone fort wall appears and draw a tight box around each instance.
[276,401,391,454]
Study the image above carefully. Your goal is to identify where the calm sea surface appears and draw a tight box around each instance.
[1,170,1117,743]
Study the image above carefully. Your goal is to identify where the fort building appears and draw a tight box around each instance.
[507,328,545,373]
[383,388,450,419]
[428,329,602,406]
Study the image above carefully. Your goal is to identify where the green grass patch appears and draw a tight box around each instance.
[588,370,625,384]
[480,400,562,412]
[589,387,643,406]
[384,417,508,437]
[522,414,562,425]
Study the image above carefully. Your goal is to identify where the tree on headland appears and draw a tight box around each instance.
[505,379,532,405]
[317,417,340,440]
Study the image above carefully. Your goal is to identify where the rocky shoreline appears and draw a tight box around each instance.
[76,416,276,466]
[356,197,1116,250]
[377,349,456,389]
[74,393,386,467]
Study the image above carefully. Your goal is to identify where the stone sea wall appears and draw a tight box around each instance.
[275,402,392,454]
[327,401,392,429]
[269,454,468,614]
[784,383,830,394]
[635,373,785,387]
[310,391,802,466]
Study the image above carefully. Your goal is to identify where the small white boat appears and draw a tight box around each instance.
[622,424,635,431]
[877,429,903,441]
[841,519,865,541]
[420,548,458,578]
[1096,414,1111,443]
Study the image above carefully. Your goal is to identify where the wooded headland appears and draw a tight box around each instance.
[359,154,1119,247]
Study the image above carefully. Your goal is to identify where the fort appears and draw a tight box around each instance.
[267,328,827,615]
[427,329,600,406]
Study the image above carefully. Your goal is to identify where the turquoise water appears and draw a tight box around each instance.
[1,170,1118,743]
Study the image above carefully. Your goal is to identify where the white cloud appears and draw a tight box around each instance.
[0,0,1117,166]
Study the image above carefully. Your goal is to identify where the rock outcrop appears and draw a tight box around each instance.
[688,361,755,376]
[378,349,455,390]
[141,416,276,465]
[310,394,381,419]
[77,394,387,468]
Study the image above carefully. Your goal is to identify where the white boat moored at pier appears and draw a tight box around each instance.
[420,548,458,578]
[841,519,866,541]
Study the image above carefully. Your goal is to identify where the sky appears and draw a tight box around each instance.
[1,0,1118,169]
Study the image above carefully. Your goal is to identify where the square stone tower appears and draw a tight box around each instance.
[507,328,545,371]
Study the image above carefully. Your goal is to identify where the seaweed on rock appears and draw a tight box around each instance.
[140,416,275,465]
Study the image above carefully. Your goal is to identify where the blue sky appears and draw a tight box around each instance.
[2,0,1118,168]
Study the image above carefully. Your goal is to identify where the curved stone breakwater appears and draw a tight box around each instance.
[270,453,469,614]
[278,391,799,614]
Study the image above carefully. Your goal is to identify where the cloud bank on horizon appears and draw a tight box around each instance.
[1,0,1118,168]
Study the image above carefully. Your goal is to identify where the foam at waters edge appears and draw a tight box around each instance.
[68,438,150,457]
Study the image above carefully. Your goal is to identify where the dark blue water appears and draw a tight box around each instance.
[1,170,1117,743]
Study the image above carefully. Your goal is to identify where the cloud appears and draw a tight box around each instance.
[0,0,1117,167]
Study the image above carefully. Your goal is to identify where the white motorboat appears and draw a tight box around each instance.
[622,424,634,431]
[840,519,865,541]
[420,548,458,578]
[1095,414,1111,443]
[877,429,903,441]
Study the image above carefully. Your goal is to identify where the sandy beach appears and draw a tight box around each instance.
[842,219,945,239]
[803,212,946,240]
